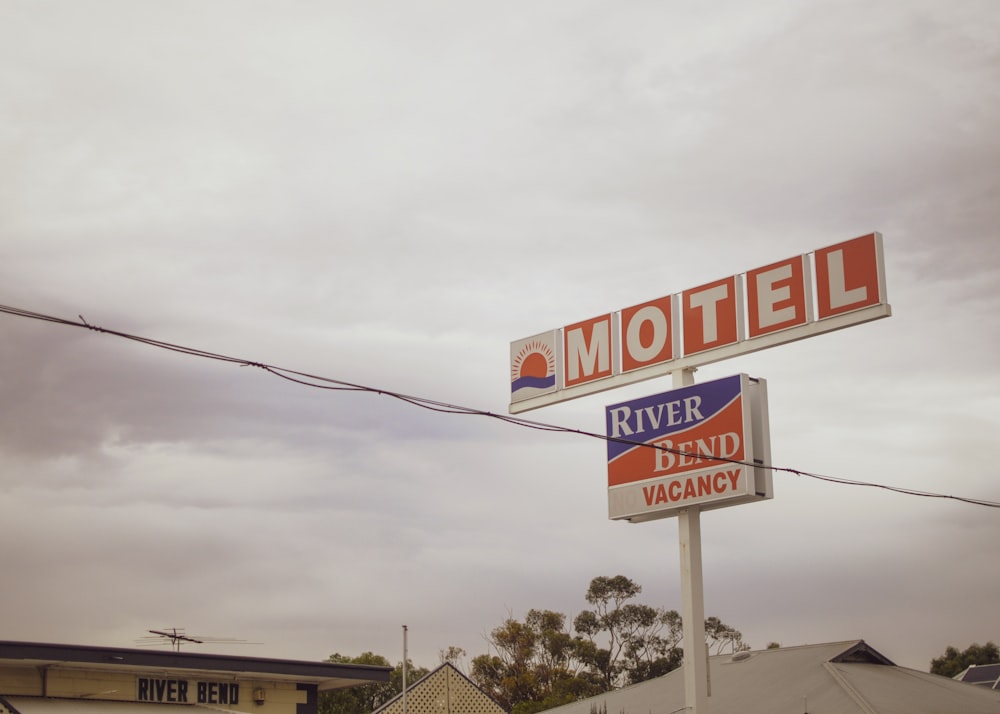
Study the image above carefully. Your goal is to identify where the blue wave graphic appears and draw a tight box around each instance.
[511,374,556,393]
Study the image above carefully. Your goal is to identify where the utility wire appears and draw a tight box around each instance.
[2,302,998,510]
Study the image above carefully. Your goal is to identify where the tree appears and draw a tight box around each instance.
[473,614,540,708]
[704,616,749,655]
[930,642,999,677]
[391,659,431,695]
[470,575,750,712]
[624,608,684,685]
[470,609,603,713]
[573,576,684,689]
[319,652,395,714]
[439,646,467,669]
[471,612,542,710]
[318,653,429,714]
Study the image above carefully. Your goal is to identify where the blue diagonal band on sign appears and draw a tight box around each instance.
[605,374,742,461]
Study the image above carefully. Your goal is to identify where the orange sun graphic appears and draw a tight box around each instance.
[511,340,556,382]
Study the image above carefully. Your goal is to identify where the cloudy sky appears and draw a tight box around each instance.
[2,0,998,677]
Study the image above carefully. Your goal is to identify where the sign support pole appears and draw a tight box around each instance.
[674,368,709,713]
[679,508,709,713]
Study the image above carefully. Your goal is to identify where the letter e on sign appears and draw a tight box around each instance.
[682,276,742,355]
[815,233,885,319]
[746,254,811,337]
[564,313,614,387]
[621,296,675,373]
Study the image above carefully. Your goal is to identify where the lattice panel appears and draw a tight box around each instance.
[444,667,504,714]
[376,665,505,714]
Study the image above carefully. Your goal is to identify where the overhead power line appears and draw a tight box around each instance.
[1,302,997,510]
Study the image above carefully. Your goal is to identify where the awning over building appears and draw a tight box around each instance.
[1,697,236,714]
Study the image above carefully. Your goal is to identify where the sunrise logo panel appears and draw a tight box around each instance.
[510,331,560,401]
[606,374,772,522]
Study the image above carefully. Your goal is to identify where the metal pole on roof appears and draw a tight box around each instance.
[674,368,709,714]
[402,625,408,714]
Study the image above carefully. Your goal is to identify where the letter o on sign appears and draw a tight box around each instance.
[626,306,667,361]
[621,296,674,372]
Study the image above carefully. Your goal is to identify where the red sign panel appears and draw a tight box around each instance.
[621,296,675,373]
[746,254,811,338]
[815,233,883,319]
[682,276,742,355]
[563,314,614,387]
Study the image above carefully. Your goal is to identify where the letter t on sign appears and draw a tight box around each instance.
[682,276,742,355]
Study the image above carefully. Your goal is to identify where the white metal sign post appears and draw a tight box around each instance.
[508,233,891,714]
[680,508,708,712]
[674,368,709,714]
[605,369,771,713]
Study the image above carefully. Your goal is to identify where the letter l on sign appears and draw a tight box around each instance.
[814,233,884,319]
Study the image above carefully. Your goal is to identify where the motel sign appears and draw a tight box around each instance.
[507,232,890,714]
[510,232,890,413]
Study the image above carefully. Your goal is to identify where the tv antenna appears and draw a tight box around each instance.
[136,628,259,652]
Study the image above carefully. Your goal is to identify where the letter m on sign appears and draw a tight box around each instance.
[564,313,615,387]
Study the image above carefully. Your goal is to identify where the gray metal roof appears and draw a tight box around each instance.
[540,640,1000,714]
[0,640,390,691]
[955,663,1000,688]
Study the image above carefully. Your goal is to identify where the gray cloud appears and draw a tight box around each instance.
[1,0,997,679]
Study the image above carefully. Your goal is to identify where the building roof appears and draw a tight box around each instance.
[373,663,506,714]
[0,640,390,692]
[540,640,1000,714]
[955,662,1000,688]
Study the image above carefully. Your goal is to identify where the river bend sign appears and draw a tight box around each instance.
[605,373,772,522]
